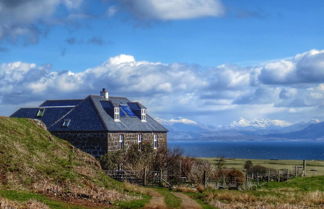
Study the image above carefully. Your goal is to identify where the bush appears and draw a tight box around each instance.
[244,160,253,171]
[99,143,213,185]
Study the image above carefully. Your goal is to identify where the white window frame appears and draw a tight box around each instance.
[36,108,45,117]
[141,108,147,122]
[119,134,124,149]
[62,119,71,127]
[138,134,142,150]
[114,107,120,122]
[153,134,158,149]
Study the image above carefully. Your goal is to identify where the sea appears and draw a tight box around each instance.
[168,141,324,160]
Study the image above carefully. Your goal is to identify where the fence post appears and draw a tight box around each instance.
[268,169,270,182]
[295,166,297,177]
[160,169,163,187]
[143,167,147,186]
[245,172,248,190]
[277,170,280,182]
[303,160,307,177]
[203,170,207,188]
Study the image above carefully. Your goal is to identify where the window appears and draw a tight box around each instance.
[120,104,136,117]
[114,107,120,121]
[141,108,147,122]
[36,108,45,117]
[62,119,71,127]
[137,134,142,150]
[119,134,124,149]
[153,134,158,149]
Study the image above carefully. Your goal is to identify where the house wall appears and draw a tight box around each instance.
[107,132,167,152]
[52,131,167,157]
[52,131,108,157]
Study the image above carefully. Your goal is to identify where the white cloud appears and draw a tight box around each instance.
[108,54,136,65]
[118,0,224,20]
[106,6,118,17]
[0,0,83,43]
[258,49,324,84]
[2,49,324,125]
[158,117,198,125]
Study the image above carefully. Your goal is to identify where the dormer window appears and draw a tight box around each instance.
[141,108,146,122]
[114,107,120,122]
[62,119,71,127]
[36,108,45,117]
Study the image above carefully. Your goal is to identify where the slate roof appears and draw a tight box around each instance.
[11,95,167,132]
[40,99,83,107]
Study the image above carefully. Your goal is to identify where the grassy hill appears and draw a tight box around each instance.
[0,117,144,208]
[187,176,324,209]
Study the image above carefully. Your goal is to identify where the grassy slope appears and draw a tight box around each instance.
[202,158,324,176]
[189,176,324,209]
[262,176,324,191]
[0,117,141,208]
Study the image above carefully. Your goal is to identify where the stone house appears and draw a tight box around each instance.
[11,89,168,157]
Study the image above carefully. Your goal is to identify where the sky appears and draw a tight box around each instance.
[0,0,324,127]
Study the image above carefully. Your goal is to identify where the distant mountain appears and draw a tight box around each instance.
[268,121,324,140]
[162,118,323,141]
[230,118,291,129]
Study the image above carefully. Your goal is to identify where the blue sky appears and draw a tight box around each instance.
[1,0,324,127]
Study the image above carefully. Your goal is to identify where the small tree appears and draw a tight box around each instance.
[244,160,253,172]
[250,165,268,177]
[99,149,125,170]
[216,157,225,170]
[226,169,245,186]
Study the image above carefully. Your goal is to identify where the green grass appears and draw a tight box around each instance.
[0,117,139,208]
[202,157,324,176]
[155,187,182,208]
[261,176,324,191]
[0,190,93,209]
[114,194,151,209]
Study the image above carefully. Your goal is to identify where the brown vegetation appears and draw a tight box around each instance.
[0,117,135,206]
[0,197,50,209]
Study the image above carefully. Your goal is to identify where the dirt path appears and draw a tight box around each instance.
[172,192,202,209]
[144,189,167,209]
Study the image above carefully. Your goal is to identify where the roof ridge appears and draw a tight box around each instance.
[43,99,83,101]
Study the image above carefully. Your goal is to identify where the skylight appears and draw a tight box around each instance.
[62,119,71,127]
[120,104,136,117]
[36,108,45,117]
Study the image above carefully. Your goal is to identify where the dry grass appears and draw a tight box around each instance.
[204,189,324,209]
[0,117,137,206]
[173,185,197,193]
[0,197,50,209]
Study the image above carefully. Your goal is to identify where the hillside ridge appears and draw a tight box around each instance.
[0,117,133,207]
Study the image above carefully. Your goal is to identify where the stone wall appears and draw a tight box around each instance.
[52,131,167,157]
[52,131,108,157]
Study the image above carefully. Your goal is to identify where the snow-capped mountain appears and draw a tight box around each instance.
[230,118,291,129]
[161,117,323,141]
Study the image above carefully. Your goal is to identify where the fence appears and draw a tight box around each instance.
[105,161,308,190]
[105,169,171,187]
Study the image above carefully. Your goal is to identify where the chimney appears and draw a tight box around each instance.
[100,88,109,100]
